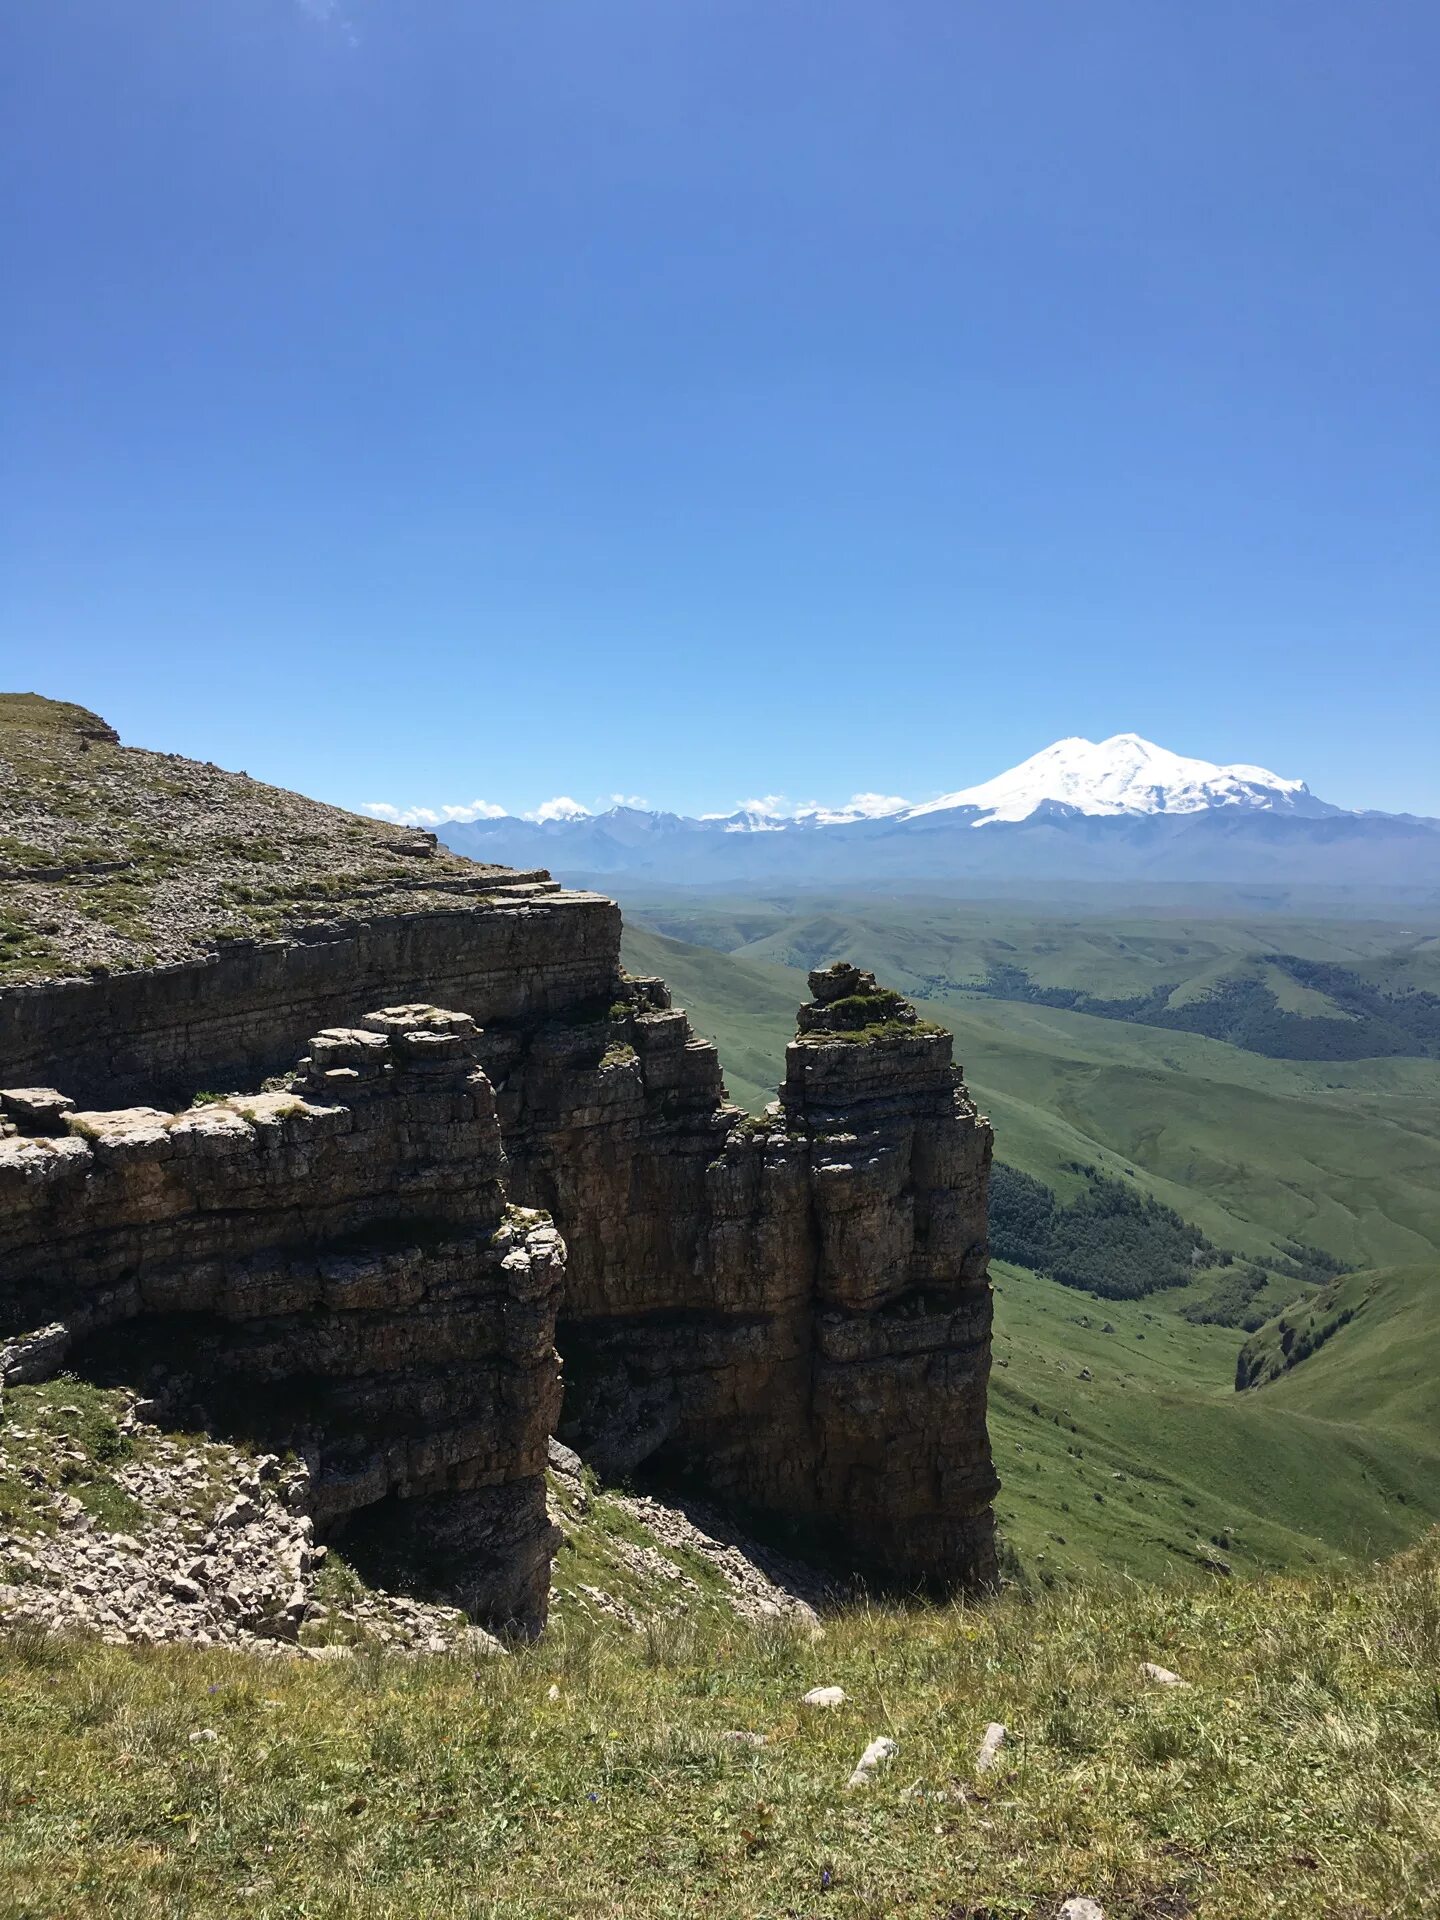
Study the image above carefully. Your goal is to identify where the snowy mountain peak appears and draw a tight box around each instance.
[903,733,1315,826]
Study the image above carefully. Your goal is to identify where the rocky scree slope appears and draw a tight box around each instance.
[0,1370,825,1657]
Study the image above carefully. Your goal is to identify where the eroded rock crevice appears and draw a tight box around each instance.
[544,962,998,1593]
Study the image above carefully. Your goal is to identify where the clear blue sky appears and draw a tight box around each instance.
[4,2,1437,818]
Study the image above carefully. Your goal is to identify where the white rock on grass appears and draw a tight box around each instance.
[1059,1900,1106,1920]
[802,1685,846,1708]
[1140,1661,1190,1688]
[846,1735,896,1789]
[975,1721,1007,1770]
[720,1730,768,1748]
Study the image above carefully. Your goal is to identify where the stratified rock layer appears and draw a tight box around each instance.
[0,1008,564,1632]
[0,881,621,1111]
[548,964,997,1590]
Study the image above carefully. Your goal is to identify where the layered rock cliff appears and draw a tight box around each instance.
[1,697,998,1629]
[1,1008,564,1632]
[0,691,619,1107]
[545,963,997,1590]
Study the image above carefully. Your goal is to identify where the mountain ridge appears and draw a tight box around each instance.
[430,733,1440,888]
[899,731,1330,824]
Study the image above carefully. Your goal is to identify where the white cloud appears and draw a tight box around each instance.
[707,790,910,826]
[362,799,507,827]
[363,801,425,824]
[439,799,508,823]
[794,791,910,825]
[524,796,592,823]
[362,786,909,832]
[297,0,358,44]
[844,791,909,818]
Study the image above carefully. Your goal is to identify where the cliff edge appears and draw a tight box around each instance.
[1,698,997,1629]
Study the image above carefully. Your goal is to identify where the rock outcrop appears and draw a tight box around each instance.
[0,882,621,1113]
[1,699,998,1627]
[0,1007,564,1633]
[548,963,997,1591]
[0,690,619,1108]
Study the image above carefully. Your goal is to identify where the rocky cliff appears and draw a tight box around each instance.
[0,1006,564,1632]
[1,697,997,1629]
[545,963,996,1590]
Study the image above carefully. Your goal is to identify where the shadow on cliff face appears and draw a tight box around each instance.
[553,1379,877,1604]
[63,1316,557,1636]
[332,1488,559,1635]
[69,1314,359,1455]
[67,1315,300,1444]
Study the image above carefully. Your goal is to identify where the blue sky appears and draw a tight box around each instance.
[4,1,1437,818]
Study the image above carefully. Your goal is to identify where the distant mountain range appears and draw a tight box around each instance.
[435,734,1440,890]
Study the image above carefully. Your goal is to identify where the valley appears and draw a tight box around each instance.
[619,899,1440,1585]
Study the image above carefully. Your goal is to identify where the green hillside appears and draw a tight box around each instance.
[622,916,1440,1267]
[624,891,1440,1004]
[989,1261,1440,1583]
[1237,1264,1440,1440]
[620,911,1440,1582]
[624,890,1440,1071]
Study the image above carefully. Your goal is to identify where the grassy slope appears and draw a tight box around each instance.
[620,916,1440,1581]
[1240,1264,1440,1440]
[935,996,1440,1264]
[626,892,1440,1000]
[0,693,521,983]
[2,1537,1437,1918]
[989,1262,1440,1583]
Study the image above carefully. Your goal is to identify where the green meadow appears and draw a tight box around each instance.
[619,902,1440,1583]
[3,1537,1437,1918]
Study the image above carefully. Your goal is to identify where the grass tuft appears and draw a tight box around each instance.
[1,1536,1437,1915]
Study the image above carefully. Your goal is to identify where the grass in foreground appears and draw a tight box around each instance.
[2,1539,1438,1918]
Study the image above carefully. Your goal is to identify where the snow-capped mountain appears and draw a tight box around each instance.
[427,734,1437,892]
[901,733,1326,826]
